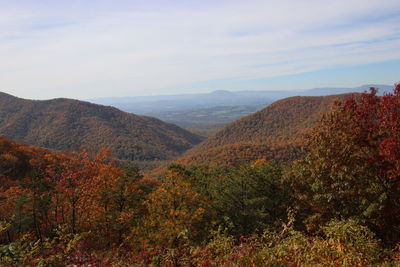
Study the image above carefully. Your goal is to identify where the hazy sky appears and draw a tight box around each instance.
[1,0,400,99]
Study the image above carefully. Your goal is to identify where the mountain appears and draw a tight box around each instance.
[89,90,272,114]
[88,85,393,135]
[302,84,394,96]
[88,84,393,115]
[178,93,354,166]
[0,92,202,162]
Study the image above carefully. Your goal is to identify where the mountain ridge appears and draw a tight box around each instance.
[87,84,393,114]
[178,93,355,166]
[0,92,203,163]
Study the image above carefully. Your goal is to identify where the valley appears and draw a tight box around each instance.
[89,84,394,137]
[1,85,400,266]
[2,1,399,264]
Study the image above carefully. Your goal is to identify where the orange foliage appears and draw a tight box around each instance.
[0,135,158,248]
[0,92,202,162]
[181,94,352,167]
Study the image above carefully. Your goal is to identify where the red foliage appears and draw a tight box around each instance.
[339,84,400,179]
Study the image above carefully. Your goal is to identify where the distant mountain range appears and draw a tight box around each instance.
[88,84,394,115]
[89,84,394,135]
[0,92,202,163]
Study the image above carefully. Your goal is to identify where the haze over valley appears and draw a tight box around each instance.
[89,84,394,136]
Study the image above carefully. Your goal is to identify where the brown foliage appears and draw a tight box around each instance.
[180,94,351,167]
[0,92,202,162]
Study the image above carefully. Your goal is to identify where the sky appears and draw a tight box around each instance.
[1,0,400,99]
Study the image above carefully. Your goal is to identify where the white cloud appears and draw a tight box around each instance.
[0,0,400,98]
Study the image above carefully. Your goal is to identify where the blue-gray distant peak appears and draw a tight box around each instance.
[208,90,237,96]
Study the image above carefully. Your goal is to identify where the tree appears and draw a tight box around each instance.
[209,160,287,236]
[140,167,213,249]
[289,85,400,243]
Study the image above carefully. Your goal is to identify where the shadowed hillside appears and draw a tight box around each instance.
[0,92,203,162]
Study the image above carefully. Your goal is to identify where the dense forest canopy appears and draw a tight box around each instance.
[1,85,400,266]
[179,94,352,167]
[0,92,202,163]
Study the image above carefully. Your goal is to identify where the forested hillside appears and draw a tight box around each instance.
[1,86,400,266]
[180,93,352,166]
[194,93,353,150]
[0,92,202,162]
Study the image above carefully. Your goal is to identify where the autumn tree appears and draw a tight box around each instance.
[0,186,31,243]
[289,85,400,243]
[139,166,213,249]
[89,165,157,247]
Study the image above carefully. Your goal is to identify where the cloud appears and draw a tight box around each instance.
[0,0,400,98]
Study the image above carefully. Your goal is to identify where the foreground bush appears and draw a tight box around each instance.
[130,219,395,267]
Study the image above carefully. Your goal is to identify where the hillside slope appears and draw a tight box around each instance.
[0,92,202,162]
[180,94,353,166]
